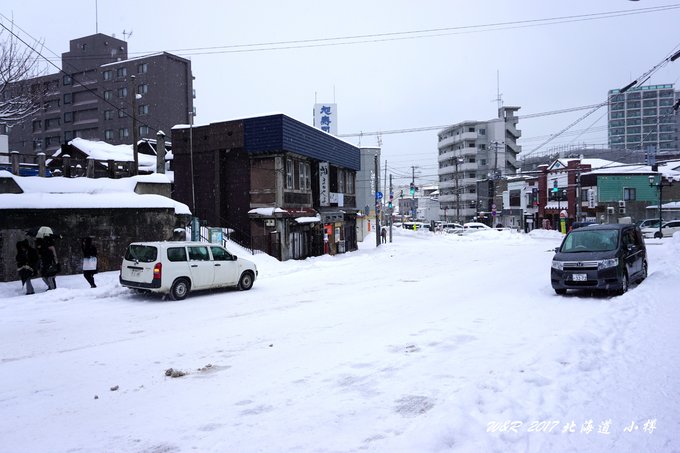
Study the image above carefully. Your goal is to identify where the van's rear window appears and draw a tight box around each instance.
[167,247,187,262]
[125,245,158,262]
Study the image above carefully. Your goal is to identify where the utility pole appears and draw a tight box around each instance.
[375,154,381,247]
[384,159,388,227]
[389,174,393,243]
[455,156,460,223]
[131,74,139,175]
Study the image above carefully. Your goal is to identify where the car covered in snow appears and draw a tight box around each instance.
[119,241,257,300]
[551,224,647,296]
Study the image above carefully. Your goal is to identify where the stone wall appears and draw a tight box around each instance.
[0,208,189,282]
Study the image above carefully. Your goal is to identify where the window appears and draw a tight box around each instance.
[137,63,148,74]
[188,246,210,261]
[32,120,42,132]
[347,171,354,194]
[64,93,73,104]
[138,104,149,115]
[119,128,129,138]
[479,128,486,135]
[286,159,294,189]
[103,70,113,81]
[481,159,487,166]
[45,118,60,129]
[117,67,127,78]
[118,109,127,118]
[298,162,308,190]
[104,110,114,120]
[623,188,636,201]
[33,138,42,150]
[468,172,476,179]
[64,112,73,123]
[479,144,486,150]
[137,84,148,95]
[337,169,345,192]
[118,87,128,98]
[63,75,72,85]
[64,131,74,141]
[210,246,232,261]
[468,142,475,148]
[509,189,521,207]
[105,129,114,140]
[468,127,475,133]
[139,125,149,136]
[167,247,188,262]
[103,90,112,101]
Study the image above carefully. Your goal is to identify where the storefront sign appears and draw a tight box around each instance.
[319,162,329,206]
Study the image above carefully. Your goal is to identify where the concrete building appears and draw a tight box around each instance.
[607,84,678,154]
[3,33,193,156]
[437,106,522,223]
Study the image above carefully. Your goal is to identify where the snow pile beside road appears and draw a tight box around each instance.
[528,228,564,240]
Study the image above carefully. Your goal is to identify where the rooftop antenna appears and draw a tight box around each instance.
[95,0,98,33]
[333,85,336,103]
[122,29,133,41]
[377,132,383,147]
[493,69,503,117]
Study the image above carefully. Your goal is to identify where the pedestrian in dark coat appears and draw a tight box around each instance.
[16,240,38,295]
[36,236,59,290]
[81,237,98,288]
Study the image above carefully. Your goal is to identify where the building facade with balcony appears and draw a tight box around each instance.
[607,84,678,155]
[171,113,361,261]
[4,33,193,156]
[437,106,522,223]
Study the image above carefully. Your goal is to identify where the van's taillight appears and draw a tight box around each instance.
[153,262,162,279]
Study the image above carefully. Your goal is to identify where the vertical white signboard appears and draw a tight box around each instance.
[319,162,330,206]
[314,103,338,135]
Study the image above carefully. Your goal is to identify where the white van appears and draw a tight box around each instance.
[119,241,258,300]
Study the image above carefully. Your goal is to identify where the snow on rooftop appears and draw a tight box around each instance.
[248,207,288,216]
[583,163,680,181]
[66,138,158,171]
[0,171,189,214]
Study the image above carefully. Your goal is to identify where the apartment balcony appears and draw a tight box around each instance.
[438,131,478,149]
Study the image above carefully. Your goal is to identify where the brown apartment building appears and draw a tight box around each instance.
[3,33,193,155]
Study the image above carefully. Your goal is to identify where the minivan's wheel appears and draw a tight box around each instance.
[554,288,567,295]
[170,278,190,300]
[615,273,629,296]
[654,231,663,239]
[238,271,254,291]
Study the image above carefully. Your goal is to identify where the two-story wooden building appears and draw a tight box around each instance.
[171,113,361,260]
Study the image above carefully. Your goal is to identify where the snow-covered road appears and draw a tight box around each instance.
[1,229,678,452]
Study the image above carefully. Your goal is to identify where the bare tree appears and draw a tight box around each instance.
[0,22,46,127]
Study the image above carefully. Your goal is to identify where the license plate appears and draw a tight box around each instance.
[131,270,141,277]
[572,273,587,281]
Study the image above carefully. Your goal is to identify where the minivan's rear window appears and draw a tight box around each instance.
[125,245,158,262]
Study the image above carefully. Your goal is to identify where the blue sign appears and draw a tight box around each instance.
[376,191,383,200]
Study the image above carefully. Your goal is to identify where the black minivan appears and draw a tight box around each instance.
[551,224,647,296]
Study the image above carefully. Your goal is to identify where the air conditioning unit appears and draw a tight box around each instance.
[618,200,626,208]
[607,206,615,214]
[619,208,626,215]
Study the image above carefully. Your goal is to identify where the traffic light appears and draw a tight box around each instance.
[388,201,393,209]
[552,179,558,193]
[409,182,415,196]
[399,189,404,198]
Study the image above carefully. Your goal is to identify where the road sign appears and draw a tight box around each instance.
[376,191,383,200]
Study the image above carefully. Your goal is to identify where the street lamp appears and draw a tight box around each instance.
[649,173,672,238]
[130,75,139,176]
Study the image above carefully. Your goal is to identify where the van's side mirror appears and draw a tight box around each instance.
[626,244,636,252]
[554,247,560,253]
[232,255,238,261]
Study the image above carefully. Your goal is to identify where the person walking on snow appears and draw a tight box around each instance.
[16,240,39,295]
[81,236,98,288]
[36,235,59,290]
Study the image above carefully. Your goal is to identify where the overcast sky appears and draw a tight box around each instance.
[2,0,680,185]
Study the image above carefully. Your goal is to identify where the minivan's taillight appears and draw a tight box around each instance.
[153,262,162,280]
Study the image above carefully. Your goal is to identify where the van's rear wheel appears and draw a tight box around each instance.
[170,278,190,300]
[238,271,254,291]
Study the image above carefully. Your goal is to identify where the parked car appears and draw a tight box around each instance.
[641,220,680,239]
[637,218,661,229]
[551,223,647,296]
[463,222,491,230]
[570,221,597,230]
[119,241,258,300]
